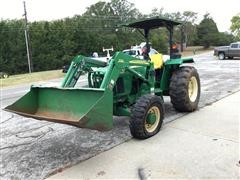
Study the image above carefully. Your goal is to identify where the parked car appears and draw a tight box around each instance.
[214,42,240,60]
[62,65,69,73]
[0,72,9,79]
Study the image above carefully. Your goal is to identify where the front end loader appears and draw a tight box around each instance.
[4,17,201,139]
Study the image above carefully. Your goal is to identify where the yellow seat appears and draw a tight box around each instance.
[150,53,164,69]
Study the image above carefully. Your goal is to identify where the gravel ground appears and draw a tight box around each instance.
[0,52,239,180]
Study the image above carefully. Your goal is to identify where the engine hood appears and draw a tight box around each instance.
[214,46,229,50]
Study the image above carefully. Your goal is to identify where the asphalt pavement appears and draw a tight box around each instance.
[0,52,240,179]
[48,90,240,179]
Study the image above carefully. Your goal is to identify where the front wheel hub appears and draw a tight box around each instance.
[146,112,156,125]
[145,106,160,133]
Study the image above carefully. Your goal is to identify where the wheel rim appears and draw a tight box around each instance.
[219,54,224,60]
[188,76,198,102]
[145,106,160,133]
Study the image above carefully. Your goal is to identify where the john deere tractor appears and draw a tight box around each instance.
[4,17,200,139]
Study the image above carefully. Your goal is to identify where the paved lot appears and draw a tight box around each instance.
[0,52,240,179]
[48,91,240,179]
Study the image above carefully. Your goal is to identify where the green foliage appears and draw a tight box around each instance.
[0,20,27,74]
[230,13,240,40]
[148,9,198,46]
[215,32,235,46]
[181,11,198,46]
[196,13,220,48]
[0,1,235,75]
[0,0,143,74]
[111,0,141,21]
[195,13,235,48]
[150,29,168,54]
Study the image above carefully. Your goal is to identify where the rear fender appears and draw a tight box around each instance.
[164,57,194,65]
[160,58,194,94]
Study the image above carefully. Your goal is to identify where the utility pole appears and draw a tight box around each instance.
[23,1,33,73]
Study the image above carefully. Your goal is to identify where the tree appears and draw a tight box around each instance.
[196,13,219,48]
[148,9,198,47]
[230,13,240,40]
[216,32,235,46]
[0,20,27,74]
[167,11,198,48]
[150,8,164,17]
[181,11,198,46]
[150,29,168,54]
[110,0,141,22]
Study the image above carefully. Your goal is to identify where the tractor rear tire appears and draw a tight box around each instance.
[169,66,200,112]
[130,94,164,139]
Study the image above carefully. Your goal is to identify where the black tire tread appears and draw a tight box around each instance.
[218,52,225,60]
[130,94,164,139]
[169,66,200,112]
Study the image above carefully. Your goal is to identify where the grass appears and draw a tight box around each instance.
[181,46,213,57]
[1,70,65,88]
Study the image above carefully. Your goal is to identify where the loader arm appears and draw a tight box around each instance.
[61,55,107,88]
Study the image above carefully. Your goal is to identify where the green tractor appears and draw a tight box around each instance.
[4,17,200,139]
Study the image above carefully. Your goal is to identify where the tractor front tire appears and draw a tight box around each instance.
[169,66,200,112]
[130,94,164,139]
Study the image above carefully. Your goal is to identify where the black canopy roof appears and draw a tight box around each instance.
[123,17,181,29]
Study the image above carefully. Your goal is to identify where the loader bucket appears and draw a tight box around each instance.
[4,86,113,131]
